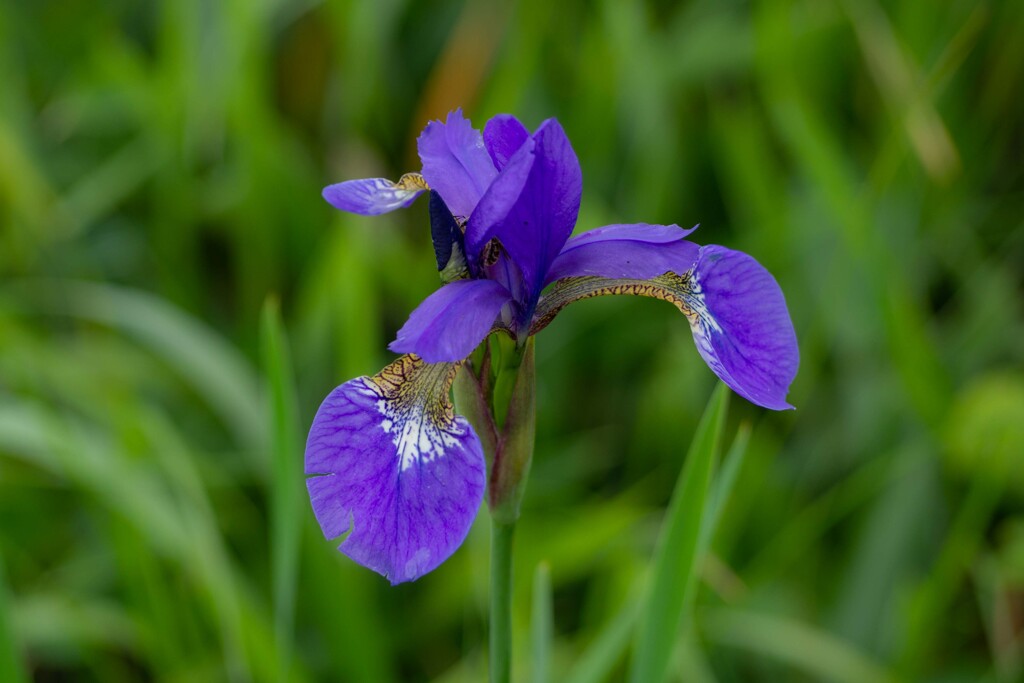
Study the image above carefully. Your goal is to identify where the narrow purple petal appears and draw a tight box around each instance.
[544,223,700,285]
[558,223,698,247]
[687,245,799,410]
[484,115,530,170]
[390,279,513,363]
[417,109,498,220]
[322,176,426,215]
[467,119,582,300]
[305,356,486,584]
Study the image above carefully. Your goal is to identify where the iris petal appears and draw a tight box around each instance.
[484,114,530,170]
[322,174,427,215]
[544,223,700,284]
[467,119,582,303]
[390,279,514,363]
[685,245,799,410]
[305,356,487,584]
[417,109,498,220]
[532,245,798,410]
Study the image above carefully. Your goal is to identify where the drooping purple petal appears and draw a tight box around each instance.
[484,115,529,171]
[322,175,427,215]
[529,243,798,410]
[417,109,498,220]
[306,356,486,584]
[544,223,700,285]
[687,245,799,410]
[467,119,582,301]
[390,279,513,363]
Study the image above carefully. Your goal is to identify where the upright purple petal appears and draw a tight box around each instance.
[484,115,529,170]
[306,356,486,584]
[322,175,427,215]
[687,245,799,410]
[467,119,582,301]
[390,279,514,363]
[417,109,498,220]
[544,223,700,284]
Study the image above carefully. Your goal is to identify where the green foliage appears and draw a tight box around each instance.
[260,298,303,683]
[1,0,1022,681]
[629,384,727,683]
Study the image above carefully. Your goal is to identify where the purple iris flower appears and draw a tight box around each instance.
[307,110,798,583]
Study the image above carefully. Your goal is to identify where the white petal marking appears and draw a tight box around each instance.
[356,356,467,472]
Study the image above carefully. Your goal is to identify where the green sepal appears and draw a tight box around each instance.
[489,333,522,432]
[488,337,536,523]
[453,361,498,471]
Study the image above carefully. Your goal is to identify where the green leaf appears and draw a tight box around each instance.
[564,590,641,683]
[700,423,751,552]
[702,608,901,683]
[260,298,303,683]
[628,383,728,683]
[14,280,264,457]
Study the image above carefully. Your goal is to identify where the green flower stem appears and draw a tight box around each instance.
[490,518,516,683]
[461,337,536,683]
[452,363,498,470]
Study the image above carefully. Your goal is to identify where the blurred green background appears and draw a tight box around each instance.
[1,0,1022,681]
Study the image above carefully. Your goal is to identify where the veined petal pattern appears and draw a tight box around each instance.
[533,245,798,410]
[322,174,428,215]
[305,355,487,584]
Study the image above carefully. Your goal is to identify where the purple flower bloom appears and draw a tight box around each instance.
[309,109,799,583]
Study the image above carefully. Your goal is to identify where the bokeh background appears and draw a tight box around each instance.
[2,0,1023,681]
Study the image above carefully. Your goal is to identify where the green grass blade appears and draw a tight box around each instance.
[260,298,303,683]
[700,422,751,552]
[898,472,1004,677]
[675,632,721,683]
[564,590,641,683]
[530,562,553,683]
[703,608,901,683]
[13,280,264,456]
[0,551,29,683]
[628,383,728,683]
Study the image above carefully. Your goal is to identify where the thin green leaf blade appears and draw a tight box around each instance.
[628,383,729,683]
[700,423,752,552]
[10,280,264,455]
[260,298,303,683]
[564,590,641,683]
[703,608,901,683]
